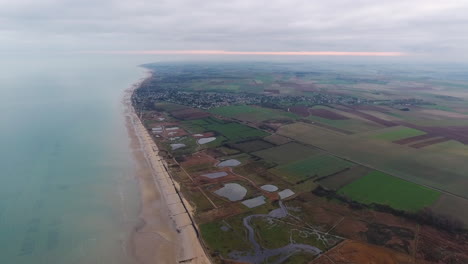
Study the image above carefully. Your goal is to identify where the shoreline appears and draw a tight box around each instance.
[123,71,210,264]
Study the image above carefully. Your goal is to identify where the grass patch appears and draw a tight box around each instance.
[229,139,275,153]
[271,155,354,183]
[205,122,269,141]
[182,117,269,141]
[200,221,252,257]
[373,126,425,141]
[338,171,441,212]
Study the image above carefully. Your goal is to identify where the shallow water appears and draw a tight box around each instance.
[0,56,146,264]
[214,183,247,201]
[242,196,266,208]
[170,143,186,150]
[217,159,241,167]
[278,189,295,199]
[198,137,216,144]
[260,184,278,192]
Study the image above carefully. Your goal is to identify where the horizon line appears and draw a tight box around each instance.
[81,50,407,56]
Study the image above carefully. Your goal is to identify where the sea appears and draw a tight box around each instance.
[0,55,148,264]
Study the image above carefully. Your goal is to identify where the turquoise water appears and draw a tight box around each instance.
[0,56,145,263]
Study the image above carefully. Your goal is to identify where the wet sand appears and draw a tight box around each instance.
[123,74,210,264]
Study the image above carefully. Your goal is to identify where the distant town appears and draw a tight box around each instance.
[133,80,433,111]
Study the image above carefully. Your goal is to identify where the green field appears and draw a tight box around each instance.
[373,126,426,141]
[210,105,297,122]
[338,171,440,211]
[182,117,269,141]
[229,139,275,153]
[277,122,468,199]
[205,123,268,141]
[200,221,252,256]
[271,154,354,183]
[252,142,321,164]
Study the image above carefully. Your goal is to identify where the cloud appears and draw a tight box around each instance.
[0,0,467,60]
[84,50,406,56]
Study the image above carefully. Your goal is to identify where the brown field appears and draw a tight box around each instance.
[317,165,370,190]
[430,194,468,227]
[309,109,349,120]
[170,108,211,120]
[311,240,413,264]
[287,193,418,255]
[401,122,468,144]
[344,108,397,127]
[417,225,468,263]
[179,152,218,173]
[192,132,215,138]
[289,106,310,117]
[289,193,468,263]
[409,137,451,148]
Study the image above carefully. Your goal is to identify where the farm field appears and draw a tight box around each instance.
[228,139,275,153]
[278,122,468,199]
[252,142,321,164]
[306,113,383,133]
[182,117,269,142]
[430,194,468,227]
[318,165,371,190]
[263,134,292,145]
[373,126,426,141]
[209,105,297,122]
[338,171,441,211]
[270,154,354,183]
[135,62,468,264]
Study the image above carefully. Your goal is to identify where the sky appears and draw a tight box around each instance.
[1,0,467,61]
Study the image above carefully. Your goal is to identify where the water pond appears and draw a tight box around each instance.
[214,183,247,201]
[217,159,241,167]
[260,184,278,192]
[198,137,216,144]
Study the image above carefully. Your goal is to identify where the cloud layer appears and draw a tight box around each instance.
[1,0,467,59]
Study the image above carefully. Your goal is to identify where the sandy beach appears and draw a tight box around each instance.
[123,74,210,264]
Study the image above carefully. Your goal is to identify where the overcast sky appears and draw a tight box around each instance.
[1,0,467,60]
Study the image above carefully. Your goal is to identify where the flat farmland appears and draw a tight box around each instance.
[338,171,440,211]
[182,117,269,141]
[170,108,211,120]
[306,114,383,133]
[277,122,468,199]
[209,105,297,122]
[318,165,371,190]
[228,139,274,153]
[270,154,354,183]
[430,194,468,227]
[263,134,292,145]
[205,122,268,141]
[252,142,321,164]
[154,102,189,112]
[373,126,426,141]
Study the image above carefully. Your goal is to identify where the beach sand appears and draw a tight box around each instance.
[123,75,210,264]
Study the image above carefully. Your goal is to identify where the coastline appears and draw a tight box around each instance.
[123,71,210,264]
